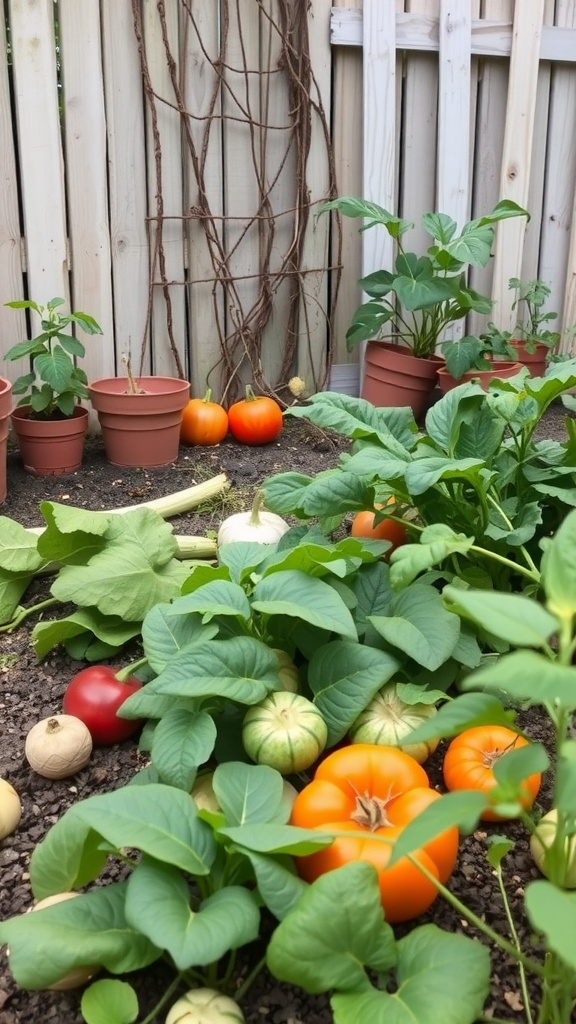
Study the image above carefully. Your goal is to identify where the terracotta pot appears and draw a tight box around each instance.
[88,376,190,467]
[10,405,88,476]
[361,342,443,418]
[437,361,524,395]
[509,340,550,378]
[0,377,13,501]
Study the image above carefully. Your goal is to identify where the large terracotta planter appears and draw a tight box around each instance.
[10,405,88,476]
[88,376,190,467]
[361,342,443,418]
[509,341,550,378]
[0,377,13,501]
[437,361,524,396]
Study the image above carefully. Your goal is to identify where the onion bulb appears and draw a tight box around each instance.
[29,892,100,990]
[0,778,21,840]
[349,683,439,764]
[243,691,328,774]
[530,809,576,888]
[25,715,93,779]
[165,988,245,1024]
[217,490,289,546]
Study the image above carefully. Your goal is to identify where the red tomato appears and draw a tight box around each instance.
[350,498,408,555]
[442,725,542,821]
[62,666,142,745]
[290,743,459,923]
[227,386,283,445]
[180,390,228,446]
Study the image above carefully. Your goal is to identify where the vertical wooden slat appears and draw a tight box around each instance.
[402,0,439,248]
[100,0,149,375]
[9,0,68,303]
[362,0,396,279]
[258,2,297,392]
[59,0,114,404]
[142,0,187,378]
[181,0,224,399]
[437,1,471,227]
[0,4,26,378]
[536,0,576,323]
[295,0,332,392]
[327,0,363,395]
[492,0,545,330]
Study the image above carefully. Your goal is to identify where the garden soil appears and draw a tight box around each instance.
[0,401,570,1024]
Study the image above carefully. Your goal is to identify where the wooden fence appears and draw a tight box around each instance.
[1,1,576,408]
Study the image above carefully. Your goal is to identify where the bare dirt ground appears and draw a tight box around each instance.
[0,402,568,1024]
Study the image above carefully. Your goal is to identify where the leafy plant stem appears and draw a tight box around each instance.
[235,954,267,1000]
[484,493,540,575]
[138,970,186,1024]
[493,860,534,1024]
[0,596,60,633]
[468,544,540,584]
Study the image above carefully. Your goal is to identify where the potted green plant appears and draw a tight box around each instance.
[4,297,102,475]
[437,331,524,393]
[484,277,569,377]
[321,197,529,415]
[88,354,190,468]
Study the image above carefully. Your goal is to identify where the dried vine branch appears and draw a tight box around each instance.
[132,0,341,402]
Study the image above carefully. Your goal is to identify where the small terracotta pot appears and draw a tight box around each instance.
[361,342,443,418]
[0,377,13,501]
[10,405,88,476]
[437,361,524,395]
[89,376,190,467]
[509,341,550,378]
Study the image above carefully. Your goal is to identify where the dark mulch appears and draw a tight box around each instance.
[0,402,569,1024]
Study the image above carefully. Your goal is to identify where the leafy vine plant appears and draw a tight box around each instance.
[131,0,340,404]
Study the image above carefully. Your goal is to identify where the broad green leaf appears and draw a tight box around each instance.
[389,790,489,867]
[406,692,515,743]
[241,849,307,919]
[443,585,559,647]
[525,880,576,969]
[219,823,333,856]
[348,561,394,637]
[51,508,188,621]
[542,509,576,619]
[267,862,396,991]
[0,516,46,572]
[331,924,491,1024]
[151,709,217,789]
[125,857,259,969]
[340,445,411,482]
[284,390,418,447]
[38,502,109,563]
[81,980,139,1024]
[213,762,288,826]
[171,579,252,621]
[308,640,401,744]
[30,817,110,899]
[127,636,279,704]
[369,585,460,670]
[141,601,218,673]
[389,526,474,588]
[252,571,358,640]
[404,456,486,496]
[32,608,141,659]
[200,543,269,585]
[32,784,216,881]
[0,883,159,990]
[263,467,371,519]
[459,651,576,709]
[0,574,34,625]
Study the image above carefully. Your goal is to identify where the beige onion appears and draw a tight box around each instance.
[25,715,93,779]
[0,778,22,840]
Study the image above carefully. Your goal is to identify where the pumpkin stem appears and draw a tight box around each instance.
[248,489,266,526]
[350,791,392,830]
